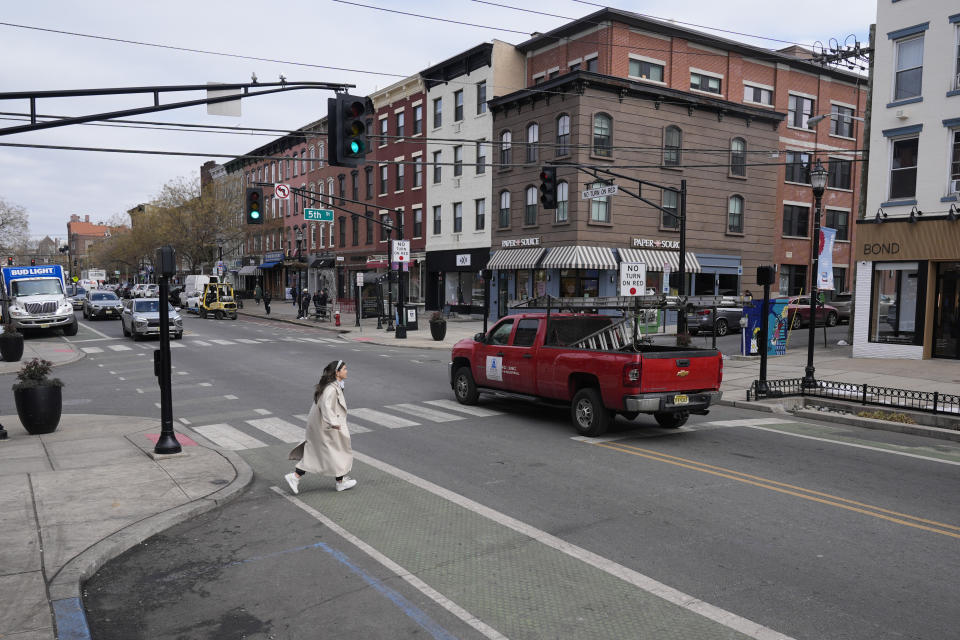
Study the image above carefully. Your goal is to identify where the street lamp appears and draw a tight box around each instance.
[295,227,304,299]
[802,159,828,389]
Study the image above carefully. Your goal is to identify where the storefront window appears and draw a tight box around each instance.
[534,270,547,297]
[934,262,960,359]
[516,270,531,300]
[871,262,920,345]
[559,269,599,297]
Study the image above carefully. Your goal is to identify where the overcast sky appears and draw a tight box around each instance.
[0,0,876,242]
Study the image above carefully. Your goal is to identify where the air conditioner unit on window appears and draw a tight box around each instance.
[952,179,960,194]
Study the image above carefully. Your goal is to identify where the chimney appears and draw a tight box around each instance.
[84,215,90,223]
[70,214,80,223]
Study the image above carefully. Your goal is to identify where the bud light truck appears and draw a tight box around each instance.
[2,265,79,335]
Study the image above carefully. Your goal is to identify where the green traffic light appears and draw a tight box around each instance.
[349,140,362,154]
[251,210,260,219]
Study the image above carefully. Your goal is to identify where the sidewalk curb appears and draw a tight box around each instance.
[0,345,86,376]
[47,447,254,604]
[236,309,351,334]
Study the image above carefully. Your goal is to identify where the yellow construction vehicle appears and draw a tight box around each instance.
[199,282,238,320]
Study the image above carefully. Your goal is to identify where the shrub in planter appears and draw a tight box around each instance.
[429,311,447,341]
[12,358,63,435]
[0,321,24,362]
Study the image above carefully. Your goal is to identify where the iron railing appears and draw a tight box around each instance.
[747,378,960,416]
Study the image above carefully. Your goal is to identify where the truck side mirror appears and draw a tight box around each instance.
[473,332,486,343]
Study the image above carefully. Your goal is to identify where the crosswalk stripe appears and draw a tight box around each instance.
[211,339,236,345]
[318,338,341,343]
[108,345,132,351]
[254,408,271,415]
[424,399,504,417]
[292,413,372,434]
[81,347,104,354]
[192,340,211,346]
[351,407,419,429]
[300,337,327,343]
[169,342,185,348]
[245,417,305,443]
[192,424,266,450]
[389,403,463,423]
[235,339,260,344]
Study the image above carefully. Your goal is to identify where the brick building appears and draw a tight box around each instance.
[66,214,120,275]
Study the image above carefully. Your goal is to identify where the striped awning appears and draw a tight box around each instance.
[540,246,618,270]
[487,247,545,270]
[237,265,259,276]
[617,248,702,273]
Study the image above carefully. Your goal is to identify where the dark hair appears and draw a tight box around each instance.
[314,360,346,402]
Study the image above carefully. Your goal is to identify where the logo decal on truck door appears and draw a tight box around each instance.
[486,356,503,382]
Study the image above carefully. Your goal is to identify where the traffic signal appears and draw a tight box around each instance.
[328,93,370,167]
[539,166,558,209]
[6,257,12,266]
[245,187,264,224]
[30,258,35,266]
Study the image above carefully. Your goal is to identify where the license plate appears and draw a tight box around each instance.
[105,310,112,314]
[673,394,689,405]
[40,323,50,329]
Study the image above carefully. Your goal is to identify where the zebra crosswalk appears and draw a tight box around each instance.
[186,399,503,451]
[80,335,342,354]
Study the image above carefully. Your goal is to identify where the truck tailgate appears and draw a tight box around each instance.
[639,350,721,393]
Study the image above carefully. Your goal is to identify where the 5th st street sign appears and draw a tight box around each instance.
[303,208,334,222]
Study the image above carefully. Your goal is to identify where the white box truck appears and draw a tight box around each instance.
[2,264,78,335]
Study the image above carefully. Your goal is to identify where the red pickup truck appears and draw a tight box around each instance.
[450,313,723,436]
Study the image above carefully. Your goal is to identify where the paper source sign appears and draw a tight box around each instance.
[619,262,646,296]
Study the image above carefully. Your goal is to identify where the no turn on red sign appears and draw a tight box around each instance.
[392,239,410,263]
[619,262,647,296]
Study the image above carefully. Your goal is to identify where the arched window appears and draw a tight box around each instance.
[525,186,538,225]
[730,138,746,177]
[318,144,325,167]
[292,153,299,177]
[556,114,570,156]
[727,195,744,234]
[593,113,612,157]
[664,126,682,167]
[327,178,335,206]
[526,123,539,163]
[499,190,511,227]
[556,181,569,223]
[500,130,512,166]
[301,151,307,175]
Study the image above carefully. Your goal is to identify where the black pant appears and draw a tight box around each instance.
[264,300,271,314]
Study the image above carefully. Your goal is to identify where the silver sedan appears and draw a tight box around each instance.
[120,298,183,340]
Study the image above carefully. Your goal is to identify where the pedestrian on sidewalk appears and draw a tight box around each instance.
[263,289,271,315]
[298,288,311,319]
[254,283,262,305]
[286,360,357,493]
[291,287,299,308]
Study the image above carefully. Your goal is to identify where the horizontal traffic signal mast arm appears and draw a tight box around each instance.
[0,81,354,137]
[256,183,402,232]
[553,161,681,221]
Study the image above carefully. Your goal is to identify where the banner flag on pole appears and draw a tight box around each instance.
[818,227,837,291]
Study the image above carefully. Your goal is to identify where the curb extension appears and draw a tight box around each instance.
[235,309,350,334]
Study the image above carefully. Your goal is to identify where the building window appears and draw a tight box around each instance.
[661,189,678,229]
[524,186,538,226]
[556,181,569,223]
[560,269,600,297]
[413,104,423,135]
[727,195,744,234]
[476,140,486,174]
[825,209,849,241]
[327,178,335,205]
[454,146,463,176]
[396,111,405,138]
[730,138,746,177]
[499,190,511,227]
[338,174,345,204]
[744,84,772,105]
[379,118,388,146]
[433,205,442,235]
[433,150,442,183]
[894,36,924,100]
[569,61,581,72]
[828,158,852,190]
[365,212,373,244]
[831,104,855,137]
[414,157,423,188]
[525,123,539,163]
[556,114,570,157]
[396,211,405,239]
[780,265,807,296]
[351,171,358,200]
[499,130,512,166]
[475,198,485,230]
[785,151,811,184]
[380,213,390,242]
[433,97,442,128]
[301,152,307,175]
[352,215,358,246]
[951,130,960,188]
[593,113,612,157]
[788,94,815,129]
[339,217,346,247]
[890,137,919,200]
[292,154,298,177]
[690,72,721,94]
[396,163,404,191]
[585,57,598,72]
[476,81,487,114]
[379,165,388,195]
[871,262,920,345]
[589,182,610,223]
[454,90,464,122]
[832,268,847,294]
[414,208,423,237]
[664,126,681,167]
[365,167,373,199]
[783,204,810,237]
[453,202,463,233]
[629,59,663,82]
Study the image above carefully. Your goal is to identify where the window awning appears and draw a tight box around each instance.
[540,246,617,270]
[486,247,545,270]
[257,261,282,270]
[238,265,259,276]
[310,257,335,268]
[617,248,702,273]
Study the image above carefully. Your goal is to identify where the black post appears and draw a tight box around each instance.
[678,179,688,337]
[395,213,406,339]
[386,227,394,332]
[355,278,361,327]
[803,165,826,390]
[482,269,490,334]
[154,247,181,455]
[758,281,771,397]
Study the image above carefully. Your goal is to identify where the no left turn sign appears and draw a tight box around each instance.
[275,184,290,199]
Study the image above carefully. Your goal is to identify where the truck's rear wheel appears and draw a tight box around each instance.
[572,387,611,437]
[654,411,689,429]
[453,367,479,405]
[62,319,78,337]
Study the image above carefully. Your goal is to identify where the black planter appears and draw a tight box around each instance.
[14,385,62,434]
[429,321,447,341]
[0,334,24,362]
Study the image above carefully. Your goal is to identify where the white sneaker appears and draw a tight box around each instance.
[335,476,357,492]
[284,472,300,495]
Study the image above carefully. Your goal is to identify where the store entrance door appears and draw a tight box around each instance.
[933,262,960,359]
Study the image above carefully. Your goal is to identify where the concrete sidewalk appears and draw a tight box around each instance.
[0,334,84,376]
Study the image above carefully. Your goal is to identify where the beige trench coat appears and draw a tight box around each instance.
[288,383,352,477]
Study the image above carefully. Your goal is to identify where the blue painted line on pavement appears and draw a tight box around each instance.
[52,597,91,640]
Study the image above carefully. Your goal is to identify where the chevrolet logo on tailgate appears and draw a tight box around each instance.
[676,370,690,377]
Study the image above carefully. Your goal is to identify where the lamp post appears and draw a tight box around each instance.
[802,160,828,390]
[295,227,304,299]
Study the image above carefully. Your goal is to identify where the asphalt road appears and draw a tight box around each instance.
[45,311,959,639]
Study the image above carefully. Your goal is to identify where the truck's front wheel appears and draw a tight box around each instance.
[62,319,78,337]
[654,411,689,429]
[572,388,611,437]
[453,367,479,405]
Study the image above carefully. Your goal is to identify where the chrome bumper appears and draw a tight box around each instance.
[624,390,722,413]
[13,315,74,327]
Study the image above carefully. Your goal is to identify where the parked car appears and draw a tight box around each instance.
[82,290,123,320]
[120,298,183,340]
[828,292,852,324]
[66,285,86,310]
[133,284,158,298]
[686,306,743,337]
[784,297,839,328]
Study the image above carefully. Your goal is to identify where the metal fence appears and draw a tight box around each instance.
[747,378,960,416]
